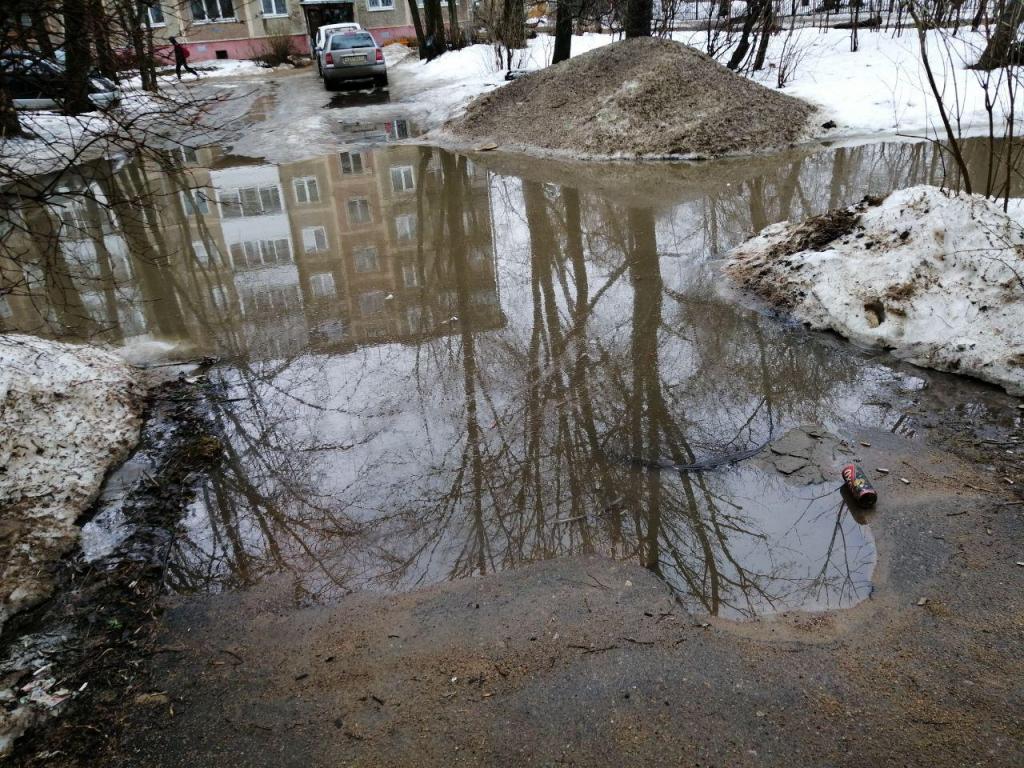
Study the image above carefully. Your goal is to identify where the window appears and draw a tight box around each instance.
[347,198,371,224]
[191,0,235,22]
[406,306,425,333]
[390,165,415,193]
[301,226,328,253]
[141,2,165,26]
[210,286,227,309]
[402,263,421,288]
[330,33,377,49]
[385,120,409,141]
[191,240,209,264]
[182,189,210,216]
[366,0,395,11]
[260,0,288,15]
[359,291,385,315]
[310,272,336,298]
[229,238,293,268]
[219,184,282,218]
[293,176,320,204]
[340,151,364,175]
[395,213,416,241]
[353,246,378,273]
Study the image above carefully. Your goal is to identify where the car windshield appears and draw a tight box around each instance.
[330,33,374,50]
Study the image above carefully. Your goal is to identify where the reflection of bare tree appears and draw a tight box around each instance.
[11,140,975,616]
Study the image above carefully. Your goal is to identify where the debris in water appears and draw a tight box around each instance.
[876,467,890,474]
[917,597,929,606]
[900,478,911,485]
[842,464,878,507]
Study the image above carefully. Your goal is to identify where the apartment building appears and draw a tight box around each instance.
[141,0,472,62]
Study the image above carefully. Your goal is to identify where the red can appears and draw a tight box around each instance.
[842,464,878,508]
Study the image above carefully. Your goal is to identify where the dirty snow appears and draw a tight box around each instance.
[0,335,143,635]
[727,186,1024,394]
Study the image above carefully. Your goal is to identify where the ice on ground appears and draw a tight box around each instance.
[727,186,1024,394]
[0,335,143,636]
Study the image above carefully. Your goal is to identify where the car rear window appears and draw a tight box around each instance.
[330,33,375,50]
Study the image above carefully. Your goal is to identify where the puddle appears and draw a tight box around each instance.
[2,138,1021,619]
[324,84,392,109]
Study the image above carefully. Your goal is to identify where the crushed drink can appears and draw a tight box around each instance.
[842,464,878,507]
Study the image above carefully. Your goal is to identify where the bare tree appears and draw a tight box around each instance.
[975,0,1024,68]
[624,0,653,36]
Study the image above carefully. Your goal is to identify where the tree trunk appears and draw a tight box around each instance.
[625,0,653,37]
[974,0,1024,69]
[752,2,774,70]
[553,0,574,63]
[62,0,95,115]
[447,0,460,47]
[727,0,765,69]
[718,0,731,17]
[425,0,447,58]
[30,8,58,58]
[406,0,428,58]
[0,83,22,137]
[88,0,118,80]
[972,0,988,30]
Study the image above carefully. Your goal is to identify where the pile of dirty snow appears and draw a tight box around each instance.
[727,186,1024,394]
[444,37,815,159]
[0,335,142,635]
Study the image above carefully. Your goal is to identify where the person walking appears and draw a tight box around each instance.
[169,37,199,80]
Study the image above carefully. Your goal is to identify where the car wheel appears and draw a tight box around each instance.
[324,78,339,92]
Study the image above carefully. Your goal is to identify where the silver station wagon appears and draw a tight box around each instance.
[320,31,387,90]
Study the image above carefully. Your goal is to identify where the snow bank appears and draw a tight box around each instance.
[727,186,1024,394]
[676,27,1017,142]
[394,33,614,126]
[0,335,143,635]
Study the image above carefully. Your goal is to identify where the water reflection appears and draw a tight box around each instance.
[3,138,1018,617]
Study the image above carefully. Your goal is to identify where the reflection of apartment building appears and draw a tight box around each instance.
[152,130,503,361]
[139,0,473,62]
[0,132,503,360]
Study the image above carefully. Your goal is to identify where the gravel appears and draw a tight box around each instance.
[445,37,816,159]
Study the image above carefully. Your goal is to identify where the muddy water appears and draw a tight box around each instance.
[2,136,1020,619]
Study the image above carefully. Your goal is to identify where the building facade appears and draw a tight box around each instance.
[142,0,471,63]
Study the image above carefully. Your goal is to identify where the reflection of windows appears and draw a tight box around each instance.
[347,198,371,224]
[229,238,292,268]
[219,185,282,218]
[402,263,420,287]
[366,0,394,10]
[191,0,234,21]
[340,151,364,175]
[310,272,336,298]
[142,2,165,25]
[358,290,385,315]
[182,189,210,216]
[293,176,320,204]
[180,146,198,164]
[260,0,287,15]
[385,120,409,141]
[210,285,227,309]
[0,296,11,319]
[395,213,416,241]
[390,165,415,192]
[301,226,328,253]
[317,319,347,342]
[353,245,378,273]
[239,284,302,315]
[406,305,425,333]
[191,240,209,264]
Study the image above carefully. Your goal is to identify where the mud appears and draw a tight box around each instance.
[113,425,1024,767]
[1,373,222,764]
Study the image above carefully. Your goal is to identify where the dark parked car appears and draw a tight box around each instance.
[1,52,120,111]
